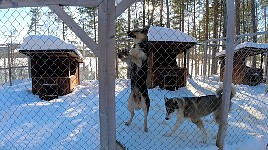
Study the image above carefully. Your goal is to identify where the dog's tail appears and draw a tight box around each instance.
[215,83,236,99]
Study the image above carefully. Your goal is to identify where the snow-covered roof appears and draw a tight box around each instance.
[20,35,76,50]
[19,35,83,61]
[234,42,268,50]
[216,42,268,57]
[148,26,197,43]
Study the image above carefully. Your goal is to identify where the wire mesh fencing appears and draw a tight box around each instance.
[0,6,101,149]
[0,1,267,150]
[114,0,268,149]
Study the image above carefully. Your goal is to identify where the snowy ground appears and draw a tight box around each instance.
[0,75,267,150]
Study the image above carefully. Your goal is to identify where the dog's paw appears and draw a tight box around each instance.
[200,139,207,144]
[133,59,142,68]
[144,127,148,133]
[163,132,172,137]
[125,121,131,126]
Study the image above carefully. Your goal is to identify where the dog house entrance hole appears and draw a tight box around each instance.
[41,84,59,100]
[164,75,178,91]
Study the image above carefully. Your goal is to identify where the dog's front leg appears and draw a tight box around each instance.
[129,55,142,68]
[164,109,185,136]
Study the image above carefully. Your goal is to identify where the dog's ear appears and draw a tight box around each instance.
[164,97,168,102]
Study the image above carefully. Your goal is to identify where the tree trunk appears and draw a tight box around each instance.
[205,0,209,40]
[181,0,185,31]
[166,0,170,28]
[149,0,156,26]
[192,0,197,76]
[160,0,163,26]
[211,0,219,75]
[251,0,257,68]
[235,0,240,36]
[222,0,227,39]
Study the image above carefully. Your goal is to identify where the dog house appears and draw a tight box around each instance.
[147,26,197,90]
[217,42,268,86]
[19,35,83,100]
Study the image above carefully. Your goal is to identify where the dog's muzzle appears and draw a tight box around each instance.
[165,117,169,120]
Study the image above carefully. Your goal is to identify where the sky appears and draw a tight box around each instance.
[0,8,32,43]
[0,7,78,45]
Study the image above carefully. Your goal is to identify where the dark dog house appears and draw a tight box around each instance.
[19,35,83,100]
[217,42,268,86]
[147,26,197,90]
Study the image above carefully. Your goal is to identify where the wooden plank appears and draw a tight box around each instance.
[49,5,98,57]
[216,0,235,149]
[0,0,101,8]
[266,53,268,93]
[98,0,116,149]
[115,0,139,18]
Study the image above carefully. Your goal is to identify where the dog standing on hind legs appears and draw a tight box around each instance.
[118,27,150,132]
[163,84,236,143]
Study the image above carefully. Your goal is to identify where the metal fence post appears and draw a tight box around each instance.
[98,0,116,149]
[216,0,235,149]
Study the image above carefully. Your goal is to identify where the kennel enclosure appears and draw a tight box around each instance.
[217,42,268,86]
[19,35,83,100]
[147,26,197,90]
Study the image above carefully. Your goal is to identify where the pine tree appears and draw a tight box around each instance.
[27,8,42,35]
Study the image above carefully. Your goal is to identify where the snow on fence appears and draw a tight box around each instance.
[0,1,268,150]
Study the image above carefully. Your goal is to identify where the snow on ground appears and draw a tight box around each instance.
[0,75,267,150]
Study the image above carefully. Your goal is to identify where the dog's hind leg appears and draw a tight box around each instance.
[125,108,134,126]
[164,109,185,136]
[125,95,135,126]
[213,108,221,125]
[142,107,148,132]
[191,118,207,143]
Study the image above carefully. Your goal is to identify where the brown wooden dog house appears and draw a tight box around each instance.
[147,26,197,90]
[217,42,268,86]
[19,35,83,100]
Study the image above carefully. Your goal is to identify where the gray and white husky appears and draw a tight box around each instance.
[163,84,236,143]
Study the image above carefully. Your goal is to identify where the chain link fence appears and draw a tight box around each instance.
[0,6,101,149]
[0,1,267,150]
[115,1,268,150]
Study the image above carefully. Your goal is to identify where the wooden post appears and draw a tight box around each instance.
[216,0,235,149]
[265,53,268,93]
[98,0,116,150]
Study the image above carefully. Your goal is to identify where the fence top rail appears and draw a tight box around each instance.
[0,0,102,9]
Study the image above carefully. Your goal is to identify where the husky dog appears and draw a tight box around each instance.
[127,27,149,68]
[119,27,150,132]
[163,84,236,143]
